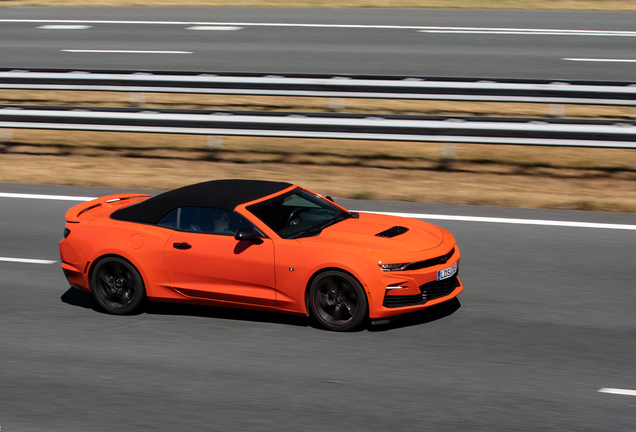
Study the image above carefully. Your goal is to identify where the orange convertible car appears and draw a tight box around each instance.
[60,180,462,331]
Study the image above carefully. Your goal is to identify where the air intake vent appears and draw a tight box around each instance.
[376,226,409,238]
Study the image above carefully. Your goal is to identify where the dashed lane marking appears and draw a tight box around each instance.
[61,50,192,54]
[598,388,636,396]
[37,25,93,30]
[563,58,636,63]
[186,26,243,31]
[2,19,636,37]
[0,257,56,264]
[419,29,636,37]
[0,192,96,201]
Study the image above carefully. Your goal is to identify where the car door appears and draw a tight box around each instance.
[161,207,276,307]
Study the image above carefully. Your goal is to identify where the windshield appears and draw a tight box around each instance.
[246,188,350,239]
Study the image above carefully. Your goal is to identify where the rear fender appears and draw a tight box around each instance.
[65,193,151,223]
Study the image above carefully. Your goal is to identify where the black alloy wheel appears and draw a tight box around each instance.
[91,257,145,315]
[309,271,368,331]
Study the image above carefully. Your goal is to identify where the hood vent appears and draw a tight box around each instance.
[376,226,409,238]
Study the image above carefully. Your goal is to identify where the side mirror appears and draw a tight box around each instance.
[234,227,264,245]
[325,195,334,202]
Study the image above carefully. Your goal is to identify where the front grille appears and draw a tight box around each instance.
[383,273,460,308]
[420,274,460,301]
[383,293,424,308]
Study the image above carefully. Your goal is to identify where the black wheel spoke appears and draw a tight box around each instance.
[118,289,131,304]
[99,273,112,287]
[340,299,354,317]
[318,291,334,307]
[333,306,347,320]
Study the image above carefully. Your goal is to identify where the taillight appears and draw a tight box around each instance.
[63,227,71,239]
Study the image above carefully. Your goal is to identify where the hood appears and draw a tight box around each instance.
[296,212,444,253]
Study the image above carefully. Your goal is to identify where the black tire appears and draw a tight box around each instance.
[91,257,145,315]
[308,270,368,331]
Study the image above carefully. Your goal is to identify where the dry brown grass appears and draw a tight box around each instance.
[2,151,636,212]
[2,129,636,212]
[2,0,636,10]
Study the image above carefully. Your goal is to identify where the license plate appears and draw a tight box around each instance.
[437,262,458,281]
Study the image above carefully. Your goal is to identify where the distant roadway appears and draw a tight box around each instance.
[1,7,636,80]
[1,182,636,431]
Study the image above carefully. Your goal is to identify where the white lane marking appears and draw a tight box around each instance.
[37,25,92,30]
[563,58,636,63]
[355,211,636,231]
[2,19,636,36]
[419,29,636,37]
[61,50,192,54]
[0,257,56,264]
[2,192,635,231]
[186,26,243,31]
[598,388,636,396]
[0,192,96,201]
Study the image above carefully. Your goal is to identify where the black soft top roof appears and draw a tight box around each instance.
[111,179,293,224]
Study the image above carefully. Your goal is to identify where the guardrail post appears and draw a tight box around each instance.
[0,128,12,151]
[329,98,346,112]
[439,142,456,171]
[549,103,565,118]
[206,135,223,160]
[130,92,146,107]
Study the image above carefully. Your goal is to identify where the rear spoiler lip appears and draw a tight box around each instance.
[64,193,152,223]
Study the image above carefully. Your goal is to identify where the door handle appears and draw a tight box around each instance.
[173,242,192,250]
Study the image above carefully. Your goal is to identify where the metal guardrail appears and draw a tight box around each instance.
[1,68,636,106]
[1,105,636,149]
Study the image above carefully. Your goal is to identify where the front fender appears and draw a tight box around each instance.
[272,240,377,314]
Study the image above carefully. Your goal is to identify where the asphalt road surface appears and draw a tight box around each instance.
[1,7,636,80]
[1,182,636,431]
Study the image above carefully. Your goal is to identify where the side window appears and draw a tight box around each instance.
[162,207,257,236]
[157,208,179,229]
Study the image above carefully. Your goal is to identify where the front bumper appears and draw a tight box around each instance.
[383,273,460,308]
[366,249,463,319]
[368,276,463,319]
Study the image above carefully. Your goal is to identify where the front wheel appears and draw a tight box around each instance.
[91,257,145,315]
[308,271,368,331]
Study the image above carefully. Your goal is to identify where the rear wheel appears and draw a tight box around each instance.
[91,257,145,315]
[309,271,368,331]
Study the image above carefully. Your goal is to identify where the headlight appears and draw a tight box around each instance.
[378,263,411,272]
